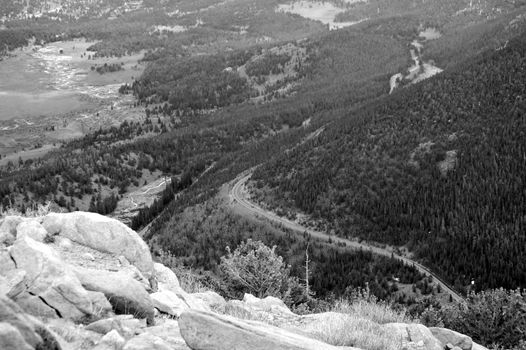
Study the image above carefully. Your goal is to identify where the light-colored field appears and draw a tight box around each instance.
[110,171,171,225]
[0,39,145,157]
[0,39,143,121]
[277,1,367,30]
[390,28,443,93]
[150,24,187,34]
[0,144,59,166]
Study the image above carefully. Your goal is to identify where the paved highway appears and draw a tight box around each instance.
[230,172,465,304]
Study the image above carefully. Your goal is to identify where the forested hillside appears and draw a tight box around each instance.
[150,200,428,303]
[251,33,526,293]
[2,0,525,304]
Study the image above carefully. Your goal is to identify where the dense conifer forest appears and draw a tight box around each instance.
[251,34,526,292]
[149,200,428,302]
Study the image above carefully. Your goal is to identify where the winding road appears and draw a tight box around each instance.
[230,172,465,304]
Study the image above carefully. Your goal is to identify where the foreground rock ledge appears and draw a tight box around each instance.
[179,309,360,350]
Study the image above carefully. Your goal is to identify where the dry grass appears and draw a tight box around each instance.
[306,313,403,350]
[300,295,414,350]
[0,201,53,218]
[175,268,210,294]
[331,298,412,324]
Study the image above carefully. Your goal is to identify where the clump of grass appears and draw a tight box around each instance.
[333,287,413,324]
[175,268,210,294]
[306,312,403,350]
[331,297,412,325]
[301,288,413,350]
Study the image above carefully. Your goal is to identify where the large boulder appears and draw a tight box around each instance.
[225,294,296,326]
[16,220,48,242]
[179,310,361,350]
[430,327,473,350]
[42,212,153,278]
[9,236,111,321]
[151,287,210,318]
[242,293,293,315]
[0,295,61,350]
[384,323,443,350]
[151,290,191,317]
[406,324,443,350]
[154,263,180,292]
[73,266,155,325]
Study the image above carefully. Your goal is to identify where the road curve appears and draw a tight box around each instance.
[230,172,465,304]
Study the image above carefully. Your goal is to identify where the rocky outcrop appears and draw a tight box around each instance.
[151,288,211,318]
[151,290,192,317]
[179,309,360,350]
[383,323,443,350]
[430,327,473,350]
[42,212,153,278]
[242,293,293,314]
[9,236,111,321]
[0,295,61,350]
[73,266,155,325]
[406,324,444,350]
[0,212,488,350]
[225,293,297,326]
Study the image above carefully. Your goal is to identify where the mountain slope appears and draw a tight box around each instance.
[251,31,526,292]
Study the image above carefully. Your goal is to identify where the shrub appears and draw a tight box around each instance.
[441,289,526,349]
[219,239,290,299]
